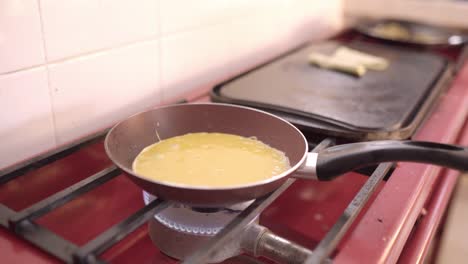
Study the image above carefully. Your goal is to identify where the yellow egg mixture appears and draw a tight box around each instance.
[132,132,290,187]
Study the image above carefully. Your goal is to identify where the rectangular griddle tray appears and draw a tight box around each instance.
[211,41,451,140]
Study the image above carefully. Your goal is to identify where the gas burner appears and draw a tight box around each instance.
[143,191,257,262]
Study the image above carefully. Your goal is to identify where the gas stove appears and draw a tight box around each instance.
[0,33,467,264]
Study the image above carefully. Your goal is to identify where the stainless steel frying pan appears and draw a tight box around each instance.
[105,103,468,206]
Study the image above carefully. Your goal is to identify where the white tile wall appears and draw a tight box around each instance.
[0,67,55,169]
[161,11,290,100]
[160,0,267,35]
[0,0,45,74]
[161,0,343,100]
[40,0,159,61]
[161,22,236,100]
[49,40,160,145]
[286,0,343,34]
[1,0,343,168]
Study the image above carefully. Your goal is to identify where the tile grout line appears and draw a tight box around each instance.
[1,7,261,78]
[0,63,46,76]
[1,12,245,78]
[0,35,160,77]
[36,0,59,146]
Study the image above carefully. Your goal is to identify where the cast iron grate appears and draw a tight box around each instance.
[0,131,169,264]
[0,129,392,264]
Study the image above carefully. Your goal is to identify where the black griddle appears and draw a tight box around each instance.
[211,41,451,140]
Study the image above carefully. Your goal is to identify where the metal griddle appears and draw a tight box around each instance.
[211,41,450,140]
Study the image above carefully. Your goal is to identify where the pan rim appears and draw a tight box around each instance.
[104,102,309,191]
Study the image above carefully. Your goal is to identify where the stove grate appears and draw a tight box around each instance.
[0,131,391,264]
[0,132,173,264]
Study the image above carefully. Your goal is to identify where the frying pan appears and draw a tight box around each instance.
[355,19,468,46]
[105,103,468,207]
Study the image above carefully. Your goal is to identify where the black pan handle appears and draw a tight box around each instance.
[315,140,468,181]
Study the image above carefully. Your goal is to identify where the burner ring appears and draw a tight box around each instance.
[143,191,253,236]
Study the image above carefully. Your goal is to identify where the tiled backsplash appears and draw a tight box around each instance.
[0,0,343,169]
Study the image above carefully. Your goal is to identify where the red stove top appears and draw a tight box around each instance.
[1,38,467,264]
